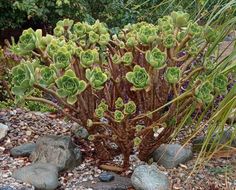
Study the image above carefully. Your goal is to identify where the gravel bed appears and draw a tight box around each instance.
[0,108,236,190]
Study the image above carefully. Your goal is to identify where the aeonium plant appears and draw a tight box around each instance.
[9,12,229,169]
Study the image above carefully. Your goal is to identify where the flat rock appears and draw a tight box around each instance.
[0,123,9,140]
[10,143,36,157]
[153,144,192,169]
[12,163,59,190]
[80,172,132,190]
[131,164,169,190]
[30,135,82,171]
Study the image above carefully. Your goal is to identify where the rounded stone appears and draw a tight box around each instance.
[131,164,169,190]
[153,144,193,169]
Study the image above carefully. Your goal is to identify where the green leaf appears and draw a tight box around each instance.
[67,95,77,105]
[57,89,69,97]
[12,86,25,96]
[65,69,76,77]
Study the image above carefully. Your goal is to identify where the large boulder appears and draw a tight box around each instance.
[12,163,59,190]
[30,135,82,171]
[0,123,9,141]
[131,164,169,190]
[153,144,193,169]
[10,143,36,157]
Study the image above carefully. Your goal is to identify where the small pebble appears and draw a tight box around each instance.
[98,172,114,182]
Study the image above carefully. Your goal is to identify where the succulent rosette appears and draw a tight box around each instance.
[53,48,72,69]
[135,125,145,132]
[53,26,64,37]
[99,33,110,46]
[39,66,56,87]
[213,74,228,93]
[163,34,176,48]
[56,69,87,104]
[85,67,108,90]
[88,31,100,44]
[115,97,124,109]
[98,99,109,111]
[126,65,150,90]
[73,22,87,39]
[17,28,36,54]
[80,49,99,68]
[11,61,35,96]
[47,38,66,57]
[188,44,199,56]
[187,22,202,36]
[126,36,138,47]
[160,23,174,34]
[122,52,133,66]
[114,110,125,123]
[164,67,181,84]
[95,107,105,119]
[92,20,108,34]
[195,81,214,103]
[137,25,157,44]
[204,26,218,42]
[112,54,121,65]
[56,19,74,30]
[124,101,136,115]
[37,34,53,50]
[145,47,166,69]
[171,11,190,27]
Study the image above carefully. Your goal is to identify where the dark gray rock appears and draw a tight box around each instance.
[71,124,89,139]
[131,164,169,190]
[81,172,132,190]
[0,123,8,140]
[10,143,36,157]
[153,144,192,169]
[12,163,59,190]
[98,172,115,182]
[193,129,236,152]
[30,135,82,171]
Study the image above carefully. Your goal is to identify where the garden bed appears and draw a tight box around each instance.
[0,108,235,190]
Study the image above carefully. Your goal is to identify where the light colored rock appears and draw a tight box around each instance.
[153,144,192,169]
[0,123,9,140]
[10,143,36,157]
[131,164,169,190]
[30,135,82,171]
[12,163,59,190]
